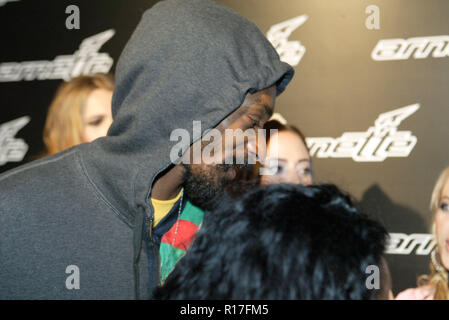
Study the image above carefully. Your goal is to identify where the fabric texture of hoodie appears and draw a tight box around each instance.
[0,0,293,299]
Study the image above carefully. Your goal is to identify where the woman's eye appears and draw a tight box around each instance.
[88,117,104,126]
[440,202,449,212]
[296,164,312,177]
[263,159,285,176]
[266,166,280,175]
[302,167,311,175]
[271,165,285,176]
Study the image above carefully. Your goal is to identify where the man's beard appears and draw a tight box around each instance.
[182,135,256,211]
[182,163,250,211]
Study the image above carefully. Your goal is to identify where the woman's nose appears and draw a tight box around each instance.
[299,175,313,186]
[284,168,301,184]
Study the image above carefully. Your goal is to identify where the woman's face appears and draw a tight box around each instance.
[435,177,449,270]
[260,130,312,186]
[81,89,113,143]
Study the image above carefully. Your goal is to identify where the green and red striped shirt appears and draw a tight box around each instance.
[159,200,204,282]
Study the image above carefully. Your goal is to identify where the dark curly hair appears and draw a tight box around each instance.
[153,183,389,299]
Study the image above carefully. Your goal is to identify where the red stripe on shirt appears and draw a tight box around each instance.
[161,219,199,250]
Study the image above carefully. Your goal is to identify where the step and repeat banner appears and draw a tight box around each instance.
[1,0,448,295]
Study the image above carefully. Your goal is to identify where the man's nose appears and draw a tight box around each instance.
[246,129,267,163]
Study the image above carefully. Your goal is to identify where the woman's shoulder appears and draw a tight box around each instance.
[395,285,435,300]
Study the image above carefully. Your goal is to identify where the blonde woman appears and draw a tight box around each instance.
[43,73,114,155]
[396,166,449,300]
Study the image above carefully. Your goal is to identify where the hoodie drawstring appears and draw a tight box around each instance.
[133,206,146,300]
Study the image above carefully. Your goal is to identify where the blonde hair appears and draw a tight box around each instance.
[43,73,114,155]
[418,166,449,299]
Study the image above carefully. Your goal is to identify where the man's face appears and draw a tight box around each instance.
[183,85,276,210]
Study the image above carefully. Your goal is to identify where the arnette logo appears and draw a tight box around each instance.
[372,36,449,61]
[266,14,308,67]
[0,29,115,82]
[0,116,30,166]
[306,104,420,162]
[386,233,435,256]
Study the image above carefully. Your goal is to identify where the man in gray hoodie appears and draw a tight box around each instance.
[0,0,293,299]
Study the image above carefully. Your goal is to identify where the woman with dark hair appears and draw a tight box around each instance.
[259,119,313,186]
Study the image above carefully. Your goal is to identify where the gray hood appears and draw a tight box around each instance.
[82,0,294,226]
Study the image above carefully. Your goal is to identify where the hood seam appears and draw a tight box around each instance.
[78,150,134,228]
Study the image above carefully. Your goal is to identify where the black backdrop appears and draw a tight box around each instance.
[1,0,448,295]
